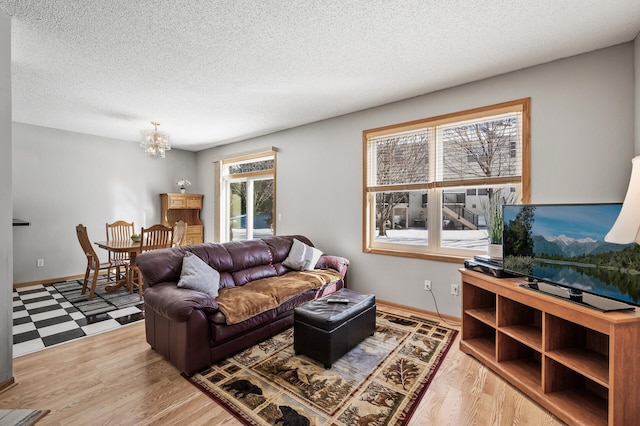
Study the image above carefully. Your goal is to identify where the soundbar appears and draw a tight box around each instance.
[464,258,516,279]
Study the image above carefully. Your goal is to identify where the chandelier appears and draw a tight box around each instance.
[140,121,171,158]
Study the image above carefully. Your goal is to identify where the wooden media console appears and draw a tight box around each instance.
[460,269,640,426]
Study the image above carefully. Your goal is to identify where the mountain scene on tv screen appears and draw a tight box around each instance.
[503,204,640,304]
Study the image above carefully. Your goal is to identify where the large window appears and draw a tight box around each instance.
[363,98,530,261]
[219,149,276,242]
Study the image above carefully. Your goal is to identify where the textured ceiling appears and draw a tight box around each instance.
[1,1,639,151]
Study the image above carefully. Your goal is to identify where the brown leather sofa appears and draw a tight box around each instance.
[135,235,349,375]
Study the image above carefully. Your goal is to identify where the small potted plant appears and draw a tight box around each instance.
[483,189,515,259]
[176,178,191,194]
[486,202,503,259]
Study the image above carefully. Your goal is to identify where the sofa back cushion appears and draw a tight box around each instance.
[223,239,277,286]
[187,243,235,288]
[136,235,316,289]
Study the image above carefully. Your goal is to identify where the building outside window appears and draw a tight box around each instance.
[363,98,530,261]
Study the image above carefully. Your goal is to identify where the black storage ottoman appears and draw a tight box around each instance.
[293,288,376,368]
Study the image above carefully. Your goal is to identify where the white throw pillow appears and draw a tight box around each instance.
[177,252,220,298]
[283,238,323,271]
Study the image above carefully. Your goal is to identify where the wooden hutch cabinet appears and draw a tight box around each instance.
[460,269,640,426]
[160,193,203,245]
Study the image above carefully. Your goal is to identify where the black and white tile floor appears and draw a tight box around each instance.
[12,283,144,357]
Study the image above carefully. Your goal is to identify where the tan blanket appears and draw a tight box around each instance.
[216,269,342,325]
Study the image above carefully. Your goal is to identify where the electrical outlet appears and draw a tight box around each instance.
[451,284,459,296]
[36,259,44,267]
[424,280,431,291]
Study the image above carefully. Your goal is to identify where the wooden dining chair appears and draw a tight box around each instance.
[128,224,173,300]
[172,220,188,247]
[105,220,134,283]
[76,224,112,300]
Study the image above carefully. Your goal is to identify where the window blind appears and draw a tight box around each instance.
[366,131,430,189]
[437,111,522,185]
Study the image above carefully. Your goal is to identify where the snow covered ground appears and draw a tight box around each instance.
[232,228,490,251]
[374,228,489,250]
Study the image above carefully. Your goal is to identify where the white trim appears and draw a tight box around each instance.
[210,146,278,163]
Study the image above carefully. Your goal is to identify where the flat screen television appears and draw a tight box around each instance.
[502,203,640,312]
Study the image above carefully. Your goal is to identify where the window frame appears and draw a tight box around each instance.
[362,98,530,262]
[213,147,277,243]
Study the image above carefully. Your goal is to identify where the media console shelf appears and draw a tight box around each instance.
[460,269,640,426]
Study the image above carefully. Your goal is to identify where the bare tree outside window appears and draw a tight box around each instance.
[229,179,273,220]
[442,116,518,181]
[373,133,428,236]
[253,179,274,228]
[227,159,274,174]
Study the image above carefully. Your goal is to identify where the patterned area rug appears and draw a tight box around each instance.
[186,308,458,425]
[0,409,49,426]
[52,277,143,316]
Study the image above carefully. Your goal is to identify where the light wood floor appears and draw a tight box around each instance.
[1,305,564,425]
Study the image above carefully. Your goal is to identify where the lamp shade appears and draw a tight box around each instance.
[605,155,640,244]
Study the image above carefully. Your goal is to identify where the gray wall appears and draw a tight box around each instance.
[12,124,198,284]
[1,10,12,384]
[196,42,637,318]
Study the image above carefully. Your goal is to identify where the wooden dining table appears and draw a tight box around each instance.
[94,239,145,292]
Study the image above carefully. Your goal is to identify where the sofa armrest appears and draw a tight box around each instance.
[144,282,219,322]
[136,247,185,287]
[316,255,349,278]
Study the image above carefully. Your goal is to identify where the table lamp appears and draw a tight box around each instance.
[605,155,640,244]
